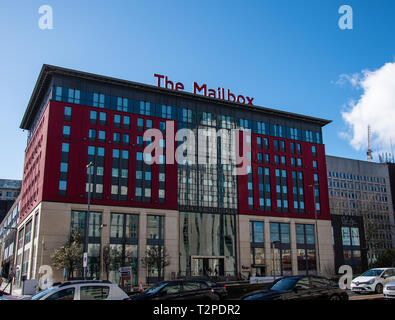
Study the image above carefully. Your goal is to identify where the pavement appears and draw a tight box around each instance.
[0,278,26,297]
[346,290,387,300]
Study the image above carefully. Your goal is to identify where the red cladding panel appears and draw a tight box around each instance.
[237,132,330,221]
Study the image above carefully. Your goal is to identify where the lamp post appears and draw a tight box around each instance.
[85,161,94,280]
[271,240,280,280]
[308,184,321,275]
[99,223,107,280]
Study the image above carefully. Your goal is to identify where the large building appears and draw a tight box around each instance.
[326,155,395,265]
[0,179,21,224]
[0,196,20,279]
[14,65,334,285]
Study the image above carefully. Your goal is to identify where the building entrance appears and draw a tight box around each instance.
[191,256,225,277]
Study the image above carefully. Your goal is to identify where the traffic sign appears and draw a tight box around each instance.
[83,252,88,268]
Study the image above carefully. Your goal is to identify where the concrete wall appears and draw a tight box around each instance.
[15,201,179,285]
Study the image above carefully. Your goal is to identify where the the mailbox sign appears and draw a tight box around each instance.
[154,74,254,105]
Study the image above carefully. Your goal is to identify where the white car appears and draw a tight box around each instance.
[351,268,395,294]
[383,281,395,299]
[30,280,130,300]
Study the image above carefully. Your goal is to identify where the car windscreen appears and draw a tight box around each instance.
[31,287,58,300]
[361,269,384,277]
[270,277,299,291]
[145,282,168,294]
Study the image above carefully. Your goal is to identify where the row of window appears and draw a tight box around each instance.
[327,171,386,184]
[53,86,323,144]
[328,180,387,193]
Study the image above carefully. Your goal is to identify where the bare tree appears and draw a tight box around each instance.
[102,244,122,280]
[141,246,170,281]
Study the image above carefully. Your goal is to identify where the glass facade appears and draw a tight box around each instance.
[270,222,291,276]
[109,213,139,286]
[296,224,316,275]
[250,221,265,276]
[179,213,236,277]
[70,210,102,279]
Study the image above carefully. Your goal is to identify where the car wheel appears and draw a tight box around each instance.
[375,284,383,294]
[329,294,341,301]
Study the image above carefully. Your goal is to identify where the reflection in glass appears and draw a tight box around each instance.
[179,213,236,277]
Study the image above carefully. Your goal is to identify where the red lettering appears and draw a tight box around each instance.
[237,95,245,104]
[208,89,216,98]
[165,76,174,90]
[175,82,184,91]
[246,97,254,105]
[193,82,207,95]
[154,74,164,87]
[227,89,236,102]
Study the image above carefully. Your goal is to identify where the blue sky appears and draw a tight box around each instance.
[1,0,394,179]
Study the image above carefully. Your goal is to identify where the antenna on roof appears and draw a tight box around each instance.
[367,125,373,162]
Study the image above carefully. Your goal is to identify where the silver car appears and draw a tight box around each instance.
[30,280,130,300]
[351,268,395,294]
[383,281,395,299]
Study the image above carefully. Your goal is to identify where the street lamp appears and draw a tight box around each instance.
[308,184,321,276]
[85,161,94,280]
[271,240,280,280]
[99,224,107,280]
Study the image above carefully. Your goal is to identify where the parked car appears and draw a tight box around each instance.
[241,275,348,300]
[350,268,395,294]
[130,278,227,300]
[383,281,395,299]
[29,280,130,300]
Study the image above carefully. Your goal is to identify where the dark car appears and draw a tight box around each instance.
[241,275,348,301]
[130,279,228,300]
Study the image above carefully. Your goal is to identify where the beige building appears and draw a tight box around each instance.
[14,201,334,286]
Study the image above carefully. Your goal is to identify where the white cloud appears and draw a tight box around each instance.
[335,73,362,88]
[341,61,395,159]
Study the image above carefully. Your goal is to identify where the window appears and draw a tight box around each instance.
[80,286,110,300]
[99,112,107,123]
[113,149,120,158]
[64,106,72,120]
[122,150,129,159]
[147,215,164,240]
[62,143,69,153]
[46,288,75,300]
[90,111,97,123]
[60,162,68,173]
[123,116,130,129]
[113,132,120,144]
[114,114,121,127]
[341,227,351,246]
[123,134,130,145]
[98,130,106,141]
[164,282,181,294]
[62,126,71,138]
[89,129,96,141]
[183,281,201,292]
[59,180,67,191]
[250,221,264,243]
[312,145,317,157]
